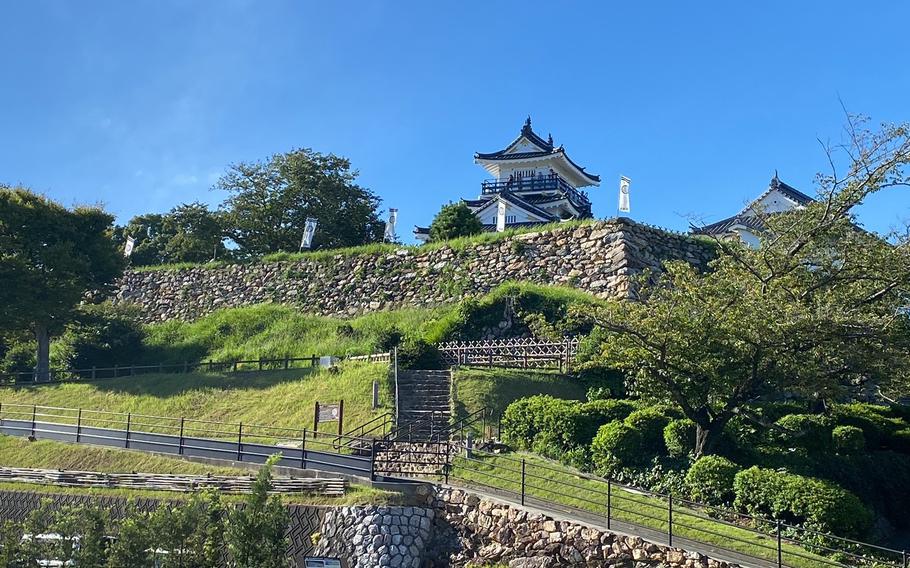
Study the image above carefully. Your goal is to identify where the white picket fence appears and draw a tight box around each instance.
[437,337,579,370]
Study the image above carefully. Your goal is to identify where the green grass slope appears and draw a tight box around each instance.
[0,363,391,436]
[452,367,588,426]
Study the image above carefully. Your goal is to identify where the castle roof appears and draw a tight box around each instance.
[474,117,600,186]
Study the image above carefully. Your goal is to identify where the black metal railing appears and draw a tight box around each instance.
[443,447,908,568]
[480,175,591,208]
[0,352,390,386]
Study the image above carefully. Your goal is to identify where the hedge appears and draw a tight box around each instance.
[685,455,740,506]
[831,425,865,454]
[663,419,696,457]
[591,421,644,474]
[773,414,834,451]
[733,466,872,539]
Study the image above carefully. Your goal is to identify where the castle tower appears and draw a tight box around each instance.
[415,117,599,241]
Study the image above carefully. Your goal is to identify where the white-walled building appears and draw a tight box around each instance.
[691,174,814,247]
[415,118,599,241]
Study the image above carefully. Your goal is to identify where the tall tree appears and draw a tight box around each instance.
[585,116,910,457]
[0,186,124,380]
[160,201,226,263]
[217,148,384,255]
[428,202,483,241]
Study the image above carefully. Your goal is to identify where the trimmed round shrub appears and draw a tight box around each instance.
[664,419,696,457]
[733,466,872,538]
[685,455,740,506]
[833,403,904,449]
[502,396,605,455]
[625,408,672,455]
[591,421,645,474]
[774,414,834,451]
[501,396,554,450]
[831,425,865,454]
[579,399,637,427]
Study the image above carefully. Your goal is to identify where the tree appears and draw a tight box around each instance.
[225,455,289,568]
[160,202,226,263]
[217,148,384,255]
[114,202,226,266]
[584,116,910,457]
[113,212,167,266]
[0,187,125,380]
[428,202,483,241]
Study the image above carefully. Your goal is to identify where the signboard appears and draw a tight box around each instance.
[304,558,343,568]
[313,400,344,437]
[318,403,341,422]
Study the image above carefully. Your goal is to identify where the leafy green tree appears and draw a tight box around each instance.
[226,455,290,568]
[160,202,226,263]
[0,186,124,380]
[115,203,225,266]
[585,116,910,457]
[217,148,384,255]
[113,213,167,266]
[107,510,155,568]
[428,202,483,241]
[149,490,225,568]
[0,520,24,567]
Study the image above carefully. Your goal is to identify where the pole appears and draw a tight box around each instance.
[668,494,673,546]
[125,413,131,449]
[605,479,612,530]
[313,402,320,437]
[521,458,526,506]
[31,405,36,438]
[237,422,243,461]
[370,439,377,481]
[338,399,345,437]
[777,520,783,568]
[75,408,82,443]
[300,430,307,469]
[179,418,185,455]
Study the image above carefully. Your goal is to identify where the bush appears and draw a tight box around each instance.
[733,466,872,538]
[591,421,645,474]
[573,365,625,399]
[0,340,36,375]
[374,327,404,351]
[396,337,442,369]
[832,403,904,449]
[625,408,672,455]
[664,419,696,457]
[831,425,865,454]
[579,399,637,427]
[773,414,834,451]
[685,455,739,506]
[54,303,145,370]
[888,428,910,453]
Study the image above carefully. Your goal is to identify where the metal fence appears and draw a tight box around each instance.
[438,337,579,370]
[0,403,377,480]
[0,352,390,386]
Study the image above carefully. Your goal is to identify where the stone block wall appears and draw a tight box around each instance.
[114,218,714,323]
[427,487,742,568]
[315,505,434,568]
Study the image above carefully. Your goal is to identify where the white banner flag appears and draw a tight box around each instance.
[300,217,318,250]
[618,176,631,213]
[124,236,136,258]
[384,208,398,242]
[496,200,507,232]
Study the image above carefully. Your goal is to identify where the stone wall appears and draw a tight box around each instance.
[427,487,742,568]
[114,218,714,323]
[315,504,434,568]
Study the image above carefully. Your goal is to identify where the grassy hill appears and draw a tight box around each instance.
[0,363,390,437]
[452,367,588,428]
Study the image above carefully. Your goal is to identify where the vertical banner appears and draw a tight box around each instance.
[384,208,398,242]
[300,217,318,251]
[496,200,507,232]
[618,176,631,214]
[124,236,136,258]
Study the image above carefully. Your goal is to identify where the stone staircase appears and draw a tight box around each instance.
[396,370,452,440]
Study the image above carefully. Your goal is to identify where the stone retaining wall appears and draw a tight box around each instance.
[315,505,434,568]
[114,219,714,323]
[427,487,742,568]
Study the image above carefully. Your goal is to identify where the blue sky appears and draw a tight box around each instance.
[2,1,908,242]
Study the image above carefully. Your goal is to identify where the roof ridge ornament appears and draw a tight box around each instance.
[522,116,532,133]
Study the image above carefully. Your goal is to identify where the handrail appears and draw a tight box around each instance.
[0,351,391,386]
